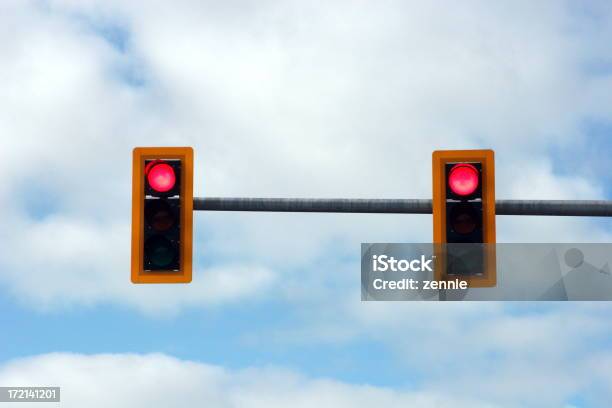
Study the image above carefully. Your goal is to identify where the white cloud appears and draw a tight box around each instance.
[1,3,611,406]
[0,352,508,407]
[0,0,610,312]
[0,212,276,315]
[1,348,611,407]
[245,299,612,406]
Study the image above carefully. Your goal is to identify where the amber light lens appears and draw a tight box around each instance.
[145,200,176,231]
[450,203,479,235]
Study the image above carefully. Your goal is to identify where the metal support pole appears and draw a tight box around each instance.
[193,198,612,217]
[496,200,612,216]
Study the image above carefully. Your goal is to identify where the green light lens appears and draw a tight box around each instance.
[145,236,177,268]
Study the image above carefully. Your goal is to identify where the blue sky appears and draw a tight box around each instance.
[1,1,612,407]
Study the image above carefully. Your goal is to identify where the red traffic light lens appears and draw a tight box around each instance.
[147,162,176,193]
[448,163,479,196]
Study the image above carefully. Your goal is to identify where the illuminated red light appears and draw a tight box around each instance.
[147,162,176,193]
[448,163,479,196]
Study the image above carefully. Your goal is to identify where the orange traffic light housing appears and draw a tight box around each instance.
[131,147,194,283]
[432,149,496,287]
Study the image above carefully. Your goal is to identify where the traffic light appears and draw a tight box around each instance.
[131,147,194,283]
[432,149,496,287]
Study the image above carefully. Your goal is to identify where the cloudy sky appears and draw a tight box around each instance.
[1,0,612,406]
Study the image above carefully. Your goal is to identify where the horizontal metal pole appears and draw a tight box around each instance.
[195,198,432,214]
[496,200,612,216]
[194,198,612,217]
